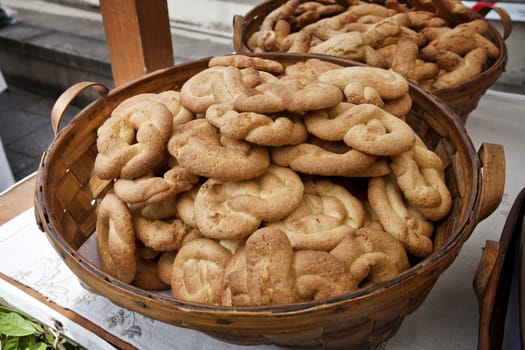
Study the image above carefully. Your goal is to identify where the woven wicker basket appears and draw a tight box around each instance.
[34,53,504,349]
[232,0,511,124]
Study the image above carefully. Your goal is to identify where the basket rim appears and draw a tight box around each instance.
[35,52,481,316]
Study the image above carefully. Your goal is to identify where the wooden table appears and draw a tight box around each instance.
[0,175,35,226]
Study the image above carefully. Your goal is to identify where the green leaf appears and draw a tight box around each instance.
[0,312,39,337]
[2,337,20,350]
[26,342,48,350]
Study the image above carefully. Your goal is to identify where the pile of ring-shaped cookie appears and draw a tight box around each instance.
[93,54,452,306]
[246,0,500,90]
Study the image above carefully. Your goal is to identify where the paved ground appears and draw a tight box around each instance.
[0,85,79,182]
[0,0,235,182]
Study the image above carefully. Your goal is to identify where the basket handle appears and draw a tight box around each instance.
[232,15,248,53]
[476,5,512,40]
[475,143,505,223]
[50,82,109,136]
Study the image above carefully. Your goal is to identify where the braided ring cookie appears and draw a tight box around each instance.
[368,176,434,257]
[390,136,452,220]
[168,119,270,181]
[194,165,304,240]
[112,90,194,128]
[206,103,308,146]
[341,104,415,156]
[267,179,365,251]
[305,101,414,156]
[94,99,172,180]
[233,76,343,114]
[171,238,232,305]
[113,163,199,207]
[330,226,410,286]
[271,138,390,177]
[180,66,253,114]
[318,66,409,100]
[95,192,136,283]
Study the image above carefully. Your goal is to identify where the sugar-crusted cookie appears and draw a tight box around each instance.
[168,119,270,181]
[95,192,136,283]
[267,180,365,251]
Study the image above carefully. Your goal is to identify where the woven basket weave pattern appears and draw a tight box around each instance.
[35,54,491,349]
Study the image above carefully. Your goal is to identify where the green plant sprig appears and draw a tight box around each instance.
[0,305,85,350]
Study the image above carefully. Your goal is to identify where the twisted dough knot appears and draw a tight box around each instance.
[113,161,200,207]
[390,136,452,221]
[432,47,487,90]
[319,66,409,101]
[209,54,284,75]
[112,91,194,129]
[330,226,410,286]
[171,238,232,305]
[267,179,365,251]
[304,102,415,156]
[168,119,270,181]
[284,58,344,80]
[294,250,358,301]
[233,76,343,114]
[420,23,499,61]
[368,175,435,258]
[180,66,256,114]
[271,136,391,177]
[95,192,136,283]
[194,165,304,240]
[206,103,308,147]
[133,215,197,252]
[94,99,173,180]
[309,31,388,69]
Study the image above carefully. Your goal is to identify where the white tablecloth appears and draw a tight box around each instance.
[0,90,524,350]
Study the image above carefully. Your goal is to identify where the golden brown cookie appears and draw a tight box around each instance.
[221,246,250,307]
[390,136,452,220]
[205,103,308,146]
[168,119,270,181]
[180,66,253,114]
[132,256,170,291]
[209,54,284,75]
[271,138,389,177]
[341,103,416,156]
[133,216,196,252]
[245,227,298,305]
[293,250,358,301]
[95,192,136,283]
[368,175,434,257]
[319,66,409,100]
[193,165,304,240]
[112,91,194,129]
[330,226,410,286]
[113,163,199,207]
[157,251,177,285]
[233,76,343,114]
[171,238,232,305]
[267,179,365,251]
[94,99,172,180]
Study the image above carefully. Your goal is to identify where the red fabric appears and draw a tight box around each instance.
[472,2,496,12]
